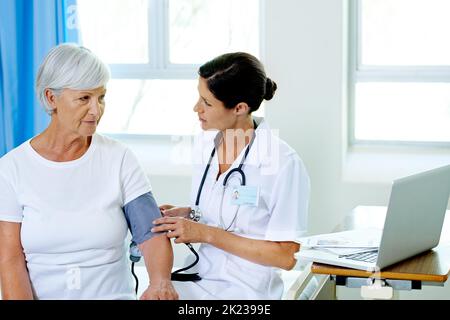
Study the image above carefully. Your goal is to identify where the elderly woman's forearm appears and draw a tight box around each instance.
[0,260,34,300]
[138,235,174,284]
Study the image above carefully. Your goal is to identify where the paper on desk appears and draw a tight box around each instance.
[298,228,381,251]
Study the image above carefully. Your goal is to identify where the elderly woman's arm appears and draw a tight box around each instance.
[138,235,178,300]
[0,222,34,300]
[123,192,178,300]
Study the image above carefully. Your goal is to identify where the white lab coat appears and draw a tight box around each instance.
[173,118,310,300]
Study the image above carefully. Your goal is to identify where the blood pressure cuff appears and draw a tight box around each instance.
[123,192,163,245]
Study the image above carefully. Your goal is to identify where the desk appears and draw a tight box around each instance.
[304,206,450,300]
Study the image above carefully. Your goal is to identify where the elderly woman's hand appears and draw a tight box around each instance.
[139,280,179,300]
[159,205,191,219]
[152,217,210,244]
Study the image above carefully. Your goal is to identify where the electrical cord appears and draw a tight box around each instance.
[129,241,202,296]
[129,242,142,295]
[131,262,139,295]
[170,243,202,282]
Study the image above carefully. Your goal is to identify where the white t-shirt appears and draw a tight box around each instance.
[0,134,151,300]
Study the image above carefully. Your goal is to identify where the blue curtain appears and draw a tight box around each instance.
[0,0,79,156]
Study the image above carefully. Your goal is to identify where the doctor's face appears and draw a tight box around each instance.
[194,77,236,131]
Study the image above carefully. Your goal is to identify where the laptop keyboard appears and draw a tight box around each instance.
[341,250,378,263]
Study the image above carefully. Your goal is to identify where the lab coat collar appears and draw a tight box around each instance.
[211,117,274,169]
[194,117,276,171]
[248,117,275,169]
[212,116,269,148]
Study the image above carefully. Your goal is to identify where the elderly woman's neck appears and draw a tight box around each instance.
[31,122,92,162]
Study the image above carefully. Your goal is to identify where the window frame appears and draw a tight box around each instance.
[97,0,265,139]
[109,0,200,80]
[348,0,450,148]
[105,0,266,79]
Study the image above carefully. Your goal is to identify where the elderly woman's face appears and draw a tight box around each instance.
[49,87,106,137]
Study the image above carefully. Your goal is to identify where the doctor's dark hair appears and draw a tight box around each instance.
[198,52,277,113]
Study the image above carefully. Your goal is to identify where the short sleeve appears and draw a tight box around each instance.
[0,172,23,223]
[121,149,152,206]
[264,155,310,242]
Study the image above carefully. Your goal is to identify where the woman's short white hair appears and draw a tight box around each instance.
[36,43,110,115]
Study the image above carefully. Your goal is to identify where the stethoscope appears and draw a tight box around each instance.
[189,122,258,231]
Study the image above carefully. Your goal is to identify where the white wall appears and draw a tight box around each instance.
[133,0,450,297]
[264,0,351,234]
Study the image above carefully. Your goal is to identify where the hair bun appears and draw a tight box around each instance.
[264,78,277,101]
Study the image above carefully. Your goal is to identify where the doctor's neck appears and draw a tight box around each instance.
[220,115,255,149]
[223,115,255,132]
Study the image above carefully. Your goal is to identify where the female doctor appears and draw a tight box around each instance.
[153,52,310,300]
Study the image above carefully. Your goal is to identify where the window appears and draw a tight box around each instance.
[350,0,450,145]
[76,0,262,136]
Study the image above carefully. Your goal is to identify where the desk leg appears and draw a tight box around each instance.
[311,275,336,300]
[392,290,400,300]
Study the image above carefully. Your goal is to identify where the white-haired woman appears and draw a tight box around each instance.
[0,44,178,300]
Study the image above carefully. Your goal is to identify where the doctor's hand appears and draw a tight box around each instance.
[152,217,209,244]
[139,280,179,300]
[159,205,191,219]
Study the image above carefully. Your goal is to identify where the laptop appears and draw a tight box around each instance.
[297,164,450,271]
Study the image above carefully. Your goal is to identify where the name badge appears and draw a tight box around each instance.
[230,186,259,207]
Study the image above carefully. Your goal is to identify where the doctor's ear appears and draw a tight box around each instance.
[234,102,251,116]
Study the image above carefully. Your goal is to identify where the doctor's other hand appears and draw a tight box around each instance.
[159,205,191,219]
[152,217,209,244]
[139,280,179,300]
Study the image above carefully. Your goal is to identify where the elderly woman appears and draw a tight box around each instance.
[0,44,178,300]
